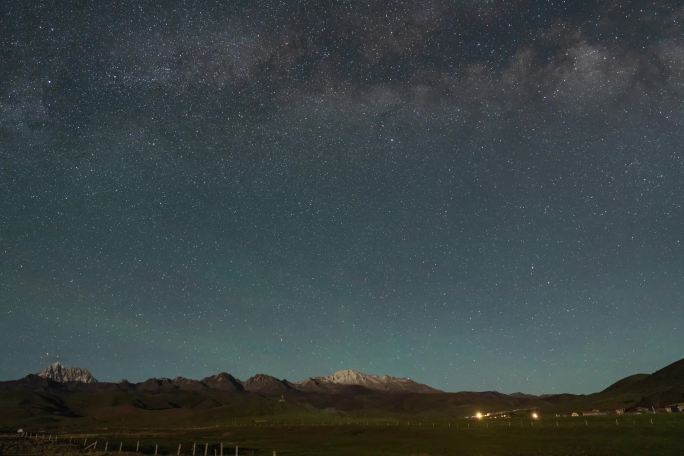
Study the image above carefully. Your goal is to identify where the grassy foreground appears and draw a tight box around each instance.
[3,414,684,456]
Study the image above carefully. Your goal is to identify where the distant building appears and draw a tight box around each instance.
[582,410,606,416]
[570,412,580,417]
[628,406,651,414]
[666,403,684,412]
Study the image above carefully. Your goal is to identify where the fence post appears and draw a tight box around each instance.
[105,441,109,452]
[235,445,239,456]
[119,441,123,453]
[136,440,140,452]
[220,443,224,456]
[204,442,209,456]
[178,443,182,455]
[193,442,197,456]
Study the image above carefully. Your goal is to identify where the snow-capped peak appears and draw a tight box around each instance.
[302,368,440,393]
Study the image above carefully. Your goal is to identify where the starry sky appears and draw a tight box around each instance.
[1,1,683,394]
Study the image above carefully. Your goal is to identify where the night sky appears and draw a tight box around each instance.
[1,1,683,394]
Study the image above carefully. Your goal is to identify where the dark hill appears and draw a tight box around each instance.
[601,374,650,394]
[201,372,244,392]
[0,375,62,392]
[584,358,684,409]
[242,374,293,395]
[135,378,178,393]
[172,377,208,391]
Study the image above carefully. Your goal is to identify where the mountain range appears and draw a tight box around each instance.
[0,359,682,429]
[26,363,438,394]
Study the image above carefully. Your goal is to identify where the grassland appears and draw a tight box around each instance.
[3,414,684,456]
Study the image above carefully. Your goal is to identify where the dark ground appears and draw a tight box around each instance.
[3,414,684,456]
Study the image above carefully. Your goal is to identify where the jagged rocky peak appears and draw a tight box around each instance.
[37,362,97,384]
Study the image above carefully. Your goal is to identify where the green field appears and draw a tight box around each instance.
[4,415,684,456]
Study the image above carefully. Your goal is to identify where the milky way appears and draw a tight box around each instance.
[1,1,683,393]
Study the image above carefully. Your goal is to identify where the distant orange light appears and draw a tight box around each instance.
[475,412,483,420]
[531,412,539,420]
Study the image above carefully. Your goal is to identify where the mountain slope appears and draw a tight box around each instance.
[600,374,650,394]
[640,358,684,388]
